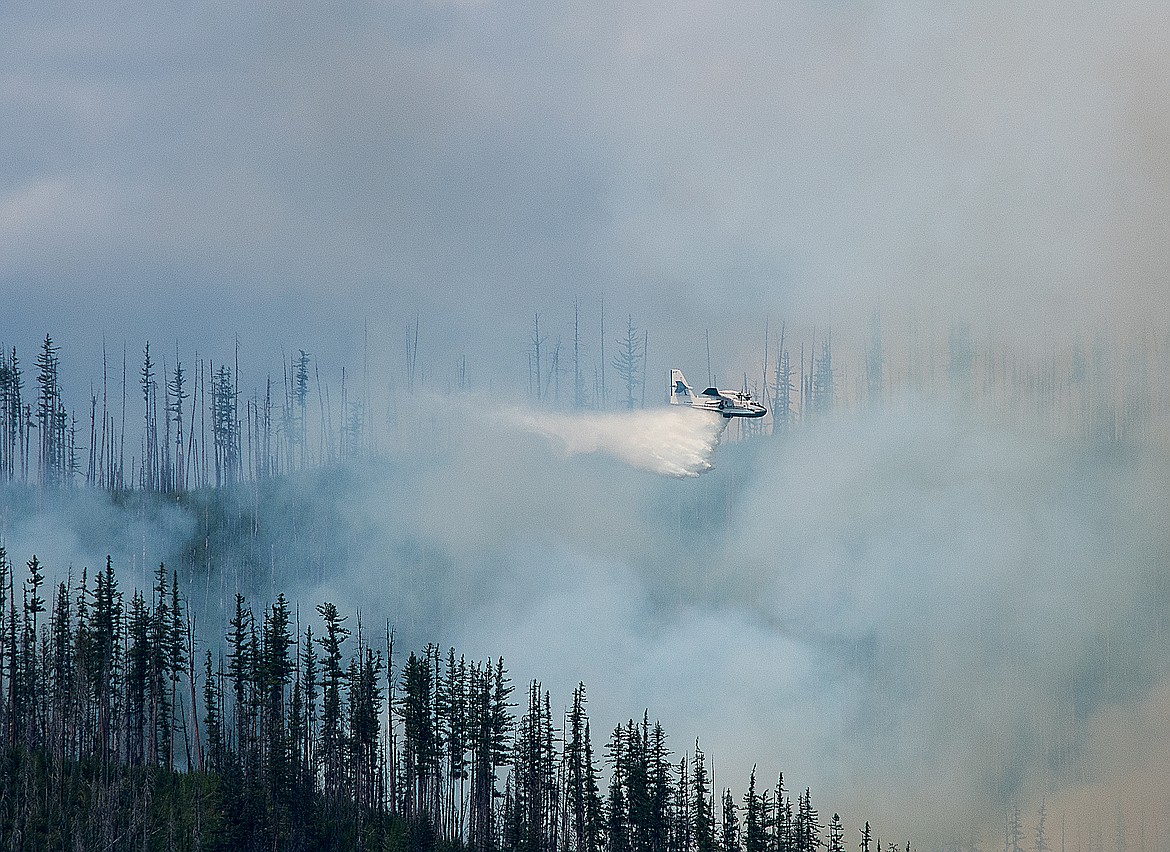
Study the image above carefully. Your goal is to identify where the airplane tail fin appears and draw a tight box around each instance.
[669,369,693,406]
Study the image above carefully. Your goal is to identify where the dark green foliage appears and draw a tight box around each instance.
[721,788,740,852]
[743,768,765,852]
[828,814,844,852]
[0,550,888,852]
[35,335,67,487]
[693,742,716,852]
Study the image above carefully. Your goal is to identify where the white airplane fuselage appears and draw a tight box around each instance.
[669,369,767,419]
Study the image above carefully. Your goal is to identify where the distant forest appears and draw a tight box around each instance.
[1,317,1166,492]
[0,548,891,852]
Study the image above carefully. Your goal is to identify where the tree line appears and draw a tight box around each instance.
[5,319,1161,494]
[0,335,374,495]
[0,548,897,852]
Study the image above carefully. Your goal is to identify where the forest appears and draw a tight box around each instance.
[0,547,894,852]
[0,320,1165,851]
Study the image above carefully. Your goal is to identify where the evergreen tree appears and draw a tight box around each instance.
[317,601,351,802]
[203,649,226,772]
[1006,805,1024,852]
[648,719,672,852]
[722,789,741,852]
[401,648,437,820]
[795,789,821,852]
[827,814,844,852]
[35,335,65,486]
[693,742,716,852]
[347,625,383,818]
[167,359,188,491]
[613,316,645,410]
[607,725,630,852]
[744,768,766,852]
[1034,802,1048,852]
[566,683,603,852]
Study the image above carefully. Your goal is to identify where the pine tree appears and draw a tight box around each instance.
[49,579,72,767]
[211,364,240,485]
[141,342,157,490]
[795,789,821,852]
[1006,805,1024,852]
[722,788,741,852]
[1034,802,1048,852]
[168,359,188,491]
[344,622,383,822]
[262,594,295,805]
[693,741,716,852]
[613,316,645,410]
[648,719,672,852]
[226,593,256,762]
[316,601,351,802]
[512,680,557,852]
[744,768,766,852]
[35,335,65,486]
[606,725,630,852]
[827,814,844,852]
[813,336,833,415]
[203,649,225,771]
[401,648,436,820]
[566,683,602,852]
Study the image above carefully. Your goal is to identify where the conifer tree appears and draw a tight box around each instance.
[203,649,225,772]
[35,335,65,486]
[402,648,437,820]
[648,719,672,852]
[827,814,844,852]
[1034,801,1048,852]
[168,359,188,491]
[347,626,383,816]
[316,601,351,802]
[607,725,630,852]
[613,316,645,410]
[565,683,602,852]
[722,788,741,852]
[693,741,716,852]
[795,789,821,852]
[744,767,766,852]
[1006,805,1024,852]
[672,754,691,852]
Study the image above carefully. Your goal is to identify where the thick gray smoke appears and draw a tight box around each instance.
[6,2,1170,843]
[3,396,1167,848]
[6,0,1170,374]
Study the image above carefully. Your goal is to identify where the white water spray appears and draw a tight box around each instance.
[501,406,730,477]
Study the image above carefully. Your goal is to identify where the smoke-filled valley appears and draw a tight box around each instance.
[1,326,1167,850]
[6,0,1170,847]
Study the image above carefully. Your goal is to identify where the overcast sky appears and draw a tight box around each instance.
[4,0,1170,392]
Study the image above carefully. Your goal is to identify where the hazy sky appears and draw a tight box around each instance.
[4,0,1170,388]
[4,2,1170,847]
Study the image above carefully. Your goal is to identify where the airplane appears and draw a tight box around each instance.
[669,369,767,419]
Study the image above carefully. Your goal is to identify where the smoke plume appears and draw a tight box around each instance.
[4,393,1167,848]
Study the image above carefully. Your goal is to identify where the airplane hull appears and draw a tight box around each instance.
[669,369,768,419]
[721,406,766,419]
